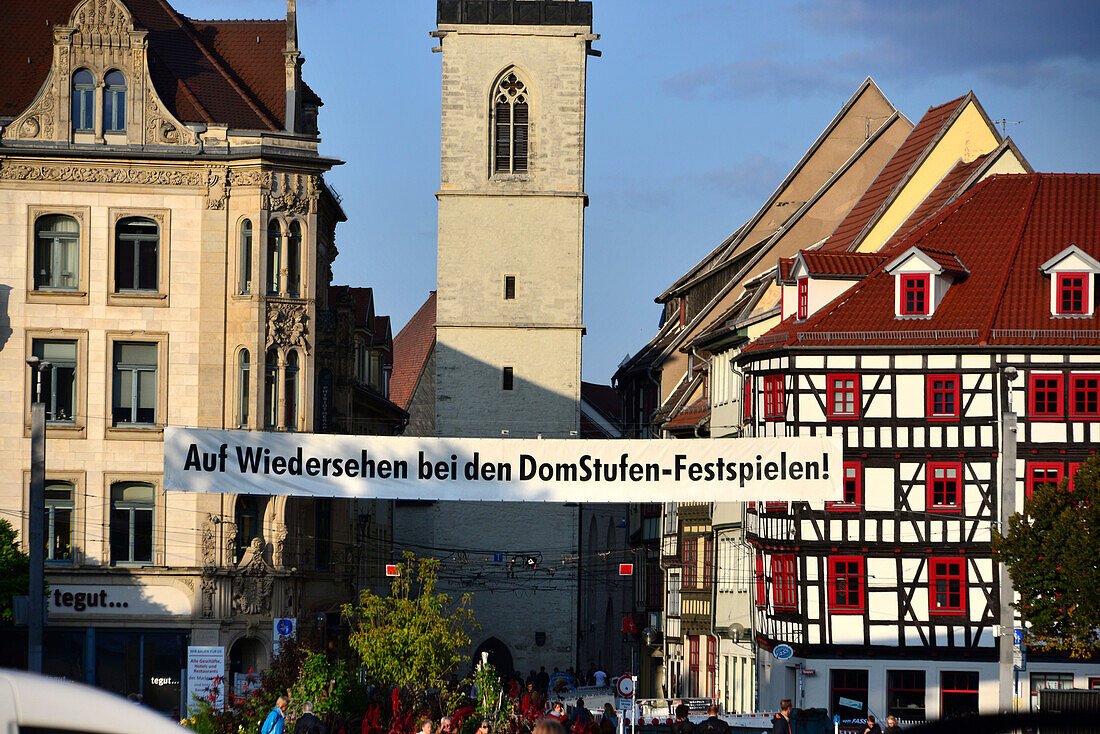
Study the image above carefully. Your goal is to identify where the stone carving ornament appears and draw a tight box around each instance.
[0,163,206,186]
[267,301,310,352]
[232,538,274,616]
[263,172,319,215]
[200,518,217,568]
[200,575,216,619]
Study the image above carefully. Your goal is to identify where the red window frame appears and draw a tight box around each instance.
[772,554,797,610]
[743,378,753,422]
[1069,373,1100,418]
[688,636,700,697]
[682,536,697,589]
[1088,677,1100,691]
[927,462,963,513]
[900,273,930,315]
[926,374,961,420]
[827,373,860,419]
[755,553,766,609]
[828,461,863,511]
[1029,373,1064,419]
[1056,272,1088,315]
[705,636,717,698]
[1069,462,1082,492]
[827,555,865,613]
[764,501,789,513]
[929,557,967,615]
[1026,462,1063,498]
[763,374,785,420]
[702,536,713,589]
[797,278,809,320]
[941,671,979,719]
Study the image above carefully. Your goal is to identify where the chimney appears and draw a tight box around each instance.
[283,0,301,133]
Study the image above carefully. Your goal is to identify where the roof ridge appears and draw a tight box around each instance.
[191,18,283,24]
[980,174,1042,342]
[152,0,281,131]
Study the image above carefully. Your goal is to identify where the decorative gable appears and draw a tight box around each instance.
[1040,244,1100,317]
[884,246,967,318]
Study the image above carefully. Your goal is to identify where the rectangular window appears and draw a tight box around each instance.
[645,559,661,608]
[929,558,966,614]
[887,670,926,722]
[772,554,797,610]
[32,340,78,424]
[927,374,960,419]
[1056,272,1088,315]
[828,462,863,511]
[764,501,788,513]
[683,536,697,589]
[1030,373,1064,418]
[927,462,963,513]
[504,275,516,300]
[706,636,717,699]
[1031,672,1076,711]
[831,669,869,728]
[114,218,159,292]
[941,671,979,719]
[755,553,766,609]
[702,536,713,589]
[763,374,785,420]
[110,481,154,565]
[314,497,332,571]
[112,342,157,426]
[901,274,930,315]
[743,378,753,421]
[827,373,860,419]
[797,278,809,320]
[1069,373,1100,418]
[828,556,865,612]
[45,481,75,563]
[502,366,514,391]
[688,636,700,698]
[1026,462,1063,498]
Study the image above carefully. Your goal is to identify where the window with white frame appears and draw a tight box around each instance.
[103,70,127,133]
[32,339,77,424]
[111,342,157,426]
[34,215,79,291]
[110,481,154,565]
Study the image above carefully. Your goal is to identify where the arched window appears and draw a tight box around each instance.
[72,69,94,132]
[103,70,126,133]
[284,350,299,430]
[239,219,252,294]
[237,349,250,428]
[115,217,159,292]
[287,221,302,297]
[493,71,528,174]
[233,495,266,563]
[264,349,279,429]
[34,214,79,290]
[267,223,282,295]
[110,481,154,565]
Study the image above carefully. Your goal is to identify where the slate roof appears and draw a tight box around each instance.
[743,174,1100,353]
[1,0,319,130]
[390,292,437,411]
[819,94,984,253]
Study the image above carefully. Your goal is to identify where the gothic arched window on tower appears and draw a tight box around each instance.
[493,72,529,175]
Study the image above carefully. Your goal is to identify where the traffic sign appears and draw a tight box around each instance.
[385,564,399,577]
[616,674,635,698]
[619,563,633,576]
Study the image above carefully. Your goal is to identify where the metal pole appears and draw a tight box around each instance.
[27,358,50,674]
[998,367,1019,714]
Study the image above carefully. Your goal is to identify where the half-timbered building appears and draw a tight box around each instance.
[736,172,1100,725]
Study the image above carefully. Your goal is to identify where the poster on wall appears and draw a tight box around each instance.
[186,646,225,715]
[164,428,842,503]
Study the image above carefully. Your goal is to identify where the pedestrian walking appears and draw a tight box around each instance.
[695,706,730,734]
[600,703,618,734]
[672,702,695,734]
[883,716,902,734]
[863,715,882,734]
[771,699,793,734]
[261,696,290,734]
[573,699,593,726]
[293,702,326,734]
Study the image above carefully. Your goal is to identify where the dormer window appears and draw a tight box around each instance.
[797,278,808,320]
[901,274,930,315]
[1056,272,1088,315]
[1040,245,1100,318]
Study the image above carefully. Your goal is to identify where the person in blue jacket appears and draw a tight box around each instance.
[261,696,290,734]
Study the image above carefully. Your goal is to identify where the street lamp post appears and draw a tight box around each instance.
[26,356,51,674]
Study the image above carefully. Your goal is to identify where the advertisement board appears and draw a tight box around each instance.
[187,646,225,714]
[164,428,842,503]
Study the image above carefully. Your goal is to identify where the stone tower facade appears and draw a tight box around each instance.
[422,0,595,673]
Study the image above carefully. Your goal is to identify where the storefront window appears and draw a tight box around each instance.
[831,669,869,731]
[941,671,979,719]
[96,629,185,717]
[887,670,925,721]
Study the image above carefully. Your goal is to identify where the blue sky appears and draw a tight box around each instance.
[174,0,1100,383]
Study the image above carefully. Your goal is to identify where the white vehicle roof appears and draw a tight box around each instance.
[0,669,186,733]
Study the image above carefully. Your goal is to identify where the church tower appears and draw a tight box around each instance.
[429,0,596,671]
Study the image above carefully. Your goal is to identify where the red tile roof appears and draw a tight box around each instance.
[663,396,709,429]
[390,292,437,411]
[801,251,887,278]
[744,174,1100,352]
[778,257,794,282]
[819,95,972,253]
[2,0,316,130]
[891,156,988,242]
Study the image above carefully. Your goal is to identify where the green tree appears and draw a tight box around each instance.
[993,456,1100,657]
[343,552,476,694]
[0,519,31,625]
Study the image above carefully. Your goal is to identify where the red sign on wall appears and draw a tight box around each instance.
[619,563,634,576]
[385,565,399,577]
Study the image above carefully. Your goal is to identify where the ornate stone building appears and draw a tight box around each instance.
[0,0,370,715]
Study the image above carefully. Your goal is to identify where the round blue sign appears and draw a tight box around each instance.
[277,618,293,635]
[773,644,794,660]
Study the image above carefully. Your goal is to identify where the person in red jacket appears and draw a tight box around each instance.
[771,699,794,734]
